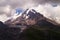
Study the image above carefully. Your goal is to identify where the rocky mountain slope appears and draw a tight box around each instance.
[0,8,60,40]
[5,9,60,26]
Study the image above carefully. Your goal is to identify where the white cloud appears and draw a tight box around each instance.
[0,0,60,24]
[32,4,60,24]
[0,14,9,22]
[3,5,11,13]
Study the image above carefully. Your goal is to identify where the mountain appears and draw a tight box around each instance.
[0,9,60,40]
[0,21,22,40]
[5,9,60,26]
[4,8,60,34]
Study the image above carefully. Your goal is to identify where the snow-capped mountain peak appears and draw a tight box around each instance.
[5,8,60,26]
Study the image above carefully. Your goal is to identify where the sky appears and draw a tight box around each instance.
[0,0,60,24]
[16,8,23,15]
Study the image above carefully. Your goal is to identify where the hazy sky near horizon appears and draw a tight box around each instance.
[0,0,60,23]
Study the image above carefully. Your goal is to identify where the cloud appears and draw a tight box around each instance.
[33,0,60,4]
[0,14,9,22]
[0,0,36,22]
[0,0,60,9]
[32,3,60,24]
[0,0,60,24]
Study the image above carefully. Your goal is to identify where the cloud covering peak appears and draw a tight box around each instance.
[0,0,60,24]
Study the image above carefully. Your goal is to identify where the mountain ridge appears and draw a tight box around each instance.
[5,9,60,26]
